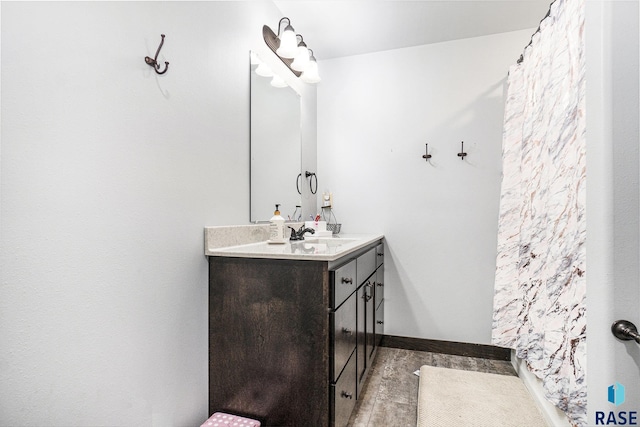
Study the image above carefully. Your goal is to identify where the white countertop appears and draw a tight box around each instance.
[205,233,384,261]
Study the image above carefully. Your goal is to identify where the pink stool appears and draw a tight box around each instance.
[201,412,261,427]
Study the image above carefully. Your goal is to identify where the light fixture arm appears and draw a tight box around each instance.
[277,17,293,36]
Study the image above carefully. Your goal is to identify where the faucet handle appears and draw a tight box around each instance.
[288,226,298,240]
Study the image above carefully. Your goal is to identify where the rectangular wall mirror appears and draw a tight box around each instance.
[250,51,302,222]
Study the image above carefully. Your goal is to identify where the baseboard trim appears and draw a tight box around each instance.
[380,335,511,361]
[511,350,571,427]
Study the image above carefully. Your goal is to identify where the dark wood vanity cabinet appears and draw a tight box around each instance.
[208,240,384,427]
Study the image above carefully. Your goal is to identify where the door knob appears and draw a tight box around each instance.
[611,320,640,344]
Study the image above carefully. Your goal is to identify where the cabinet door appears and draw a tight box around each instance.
[331,292,357,382]
[375,299,384,347]
[356,248,376,286]
[375,243,384,268]
[356,285,366,398]
[365,281,375,362]
[331,351,357,427]
[375,264,384,310]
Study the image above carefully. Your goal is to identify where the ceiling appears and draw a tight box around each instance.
[273,1,552,60]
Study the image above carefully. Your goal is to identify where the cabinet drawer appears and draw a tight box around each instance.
[375,299,384,347]
[331,259,357,308]
[356,247,377,286]
[374,264,384,309]
[331,292,357,381]
[331,351,357,427]
[375,243,384,268]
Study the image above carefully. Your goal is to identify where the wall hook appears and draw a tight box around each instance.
[457,141,467,160]
[145,34,169,75]
[422,143,432,161]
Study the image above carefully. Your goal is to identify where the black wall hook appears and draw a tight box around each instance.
[457,141,467,160]
[422,143,432,161]
[145,34,169,75]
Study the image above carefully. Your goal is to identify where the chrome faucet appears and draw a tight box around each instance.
[289,225,316,241]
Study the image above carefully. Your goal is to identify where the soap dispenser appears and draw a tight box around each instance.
[268,204,286,244]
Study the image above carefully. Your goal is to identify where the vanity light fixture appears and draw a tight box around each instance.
[263,18,321,84]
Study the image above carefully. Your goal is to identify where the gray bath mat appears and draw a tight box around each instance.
[417,365,547,427]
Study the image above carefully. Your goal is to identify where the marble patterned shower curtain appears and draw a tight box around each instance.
[492,0,586,425]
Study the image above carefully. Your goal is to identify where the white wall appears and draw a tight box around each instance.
[586,0,640,420]
[0,2,317,425]
[317,29,533,345]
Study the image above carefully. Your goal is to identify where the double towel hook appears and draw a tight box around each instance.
[145,34,169,75]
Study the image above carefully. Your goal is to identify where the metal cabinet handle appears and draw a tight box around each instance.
[362,281,373,301]
[341,277,353,284]
[341,391,353,399]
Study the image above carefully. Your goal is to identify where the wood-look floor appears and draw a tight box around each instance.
[347,347,517,427]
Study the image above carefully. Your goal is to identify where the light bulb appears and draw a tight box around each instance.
[291,46,310,72]
[276,24,298,58]
[300,56,321,84]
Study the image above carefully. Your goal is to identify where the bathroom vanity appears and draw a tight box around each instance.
[205,230,384,427]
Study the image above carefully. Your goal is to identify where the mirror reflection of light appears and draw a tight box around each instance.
[270,74,288,88]
[255,62,274,77]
